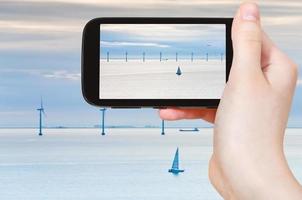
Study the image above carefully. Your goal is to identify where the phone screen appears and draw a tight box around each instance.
[99,24,226,99]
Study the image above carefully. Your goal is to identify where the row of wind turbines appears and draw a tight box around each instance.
[36,99,166,136]
[36,99,185,175]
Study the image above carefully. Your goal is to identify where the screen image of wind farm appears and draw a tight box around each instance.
[100,24,226,99]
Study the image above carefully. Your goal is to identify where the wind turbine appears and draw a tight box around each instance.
[37,98,46,136]
[100,108,106,135]
[206,43,211,61]
[161,119,165,135]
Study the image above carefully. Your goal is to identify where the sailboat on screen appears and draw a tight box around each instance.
[176,66,182,76]
[168,147,184,174]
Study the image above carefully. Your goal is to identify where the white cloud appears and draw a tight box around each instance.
[0,20,81,33]
[0,68,81,81]
[263,16,302,26]
[1,0,301,52]
[0,38,79,52]
[17,0,302,8]
[16,0,237,7]
[101,24,225,42]
[297,79,302,86]
[0,20,82,51]
[0,111,31,117]
[101,41,169,48]
[0,68,41,75]
[43,70,81,81]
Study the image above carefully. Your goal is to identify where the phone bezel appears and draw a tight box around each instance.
[82,17,233,108]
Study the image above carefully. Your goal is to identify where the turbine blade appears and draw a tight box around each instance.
[42,109,47,117]
[41,97,44,109]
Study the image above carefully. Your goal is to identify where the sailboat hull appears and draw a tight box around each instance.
[168,168,185,174]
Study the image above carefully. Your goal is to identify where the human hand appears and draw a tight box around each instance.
[159,2,301,199]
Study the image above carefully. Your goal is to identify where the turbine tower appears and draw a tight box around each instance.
[37,98,46,136]
[161,119,165,135]
[100,108,106,135]
[206,43,211,62]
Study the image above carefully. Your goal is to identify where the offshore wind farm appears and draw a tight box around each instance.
[1,1,302,200]
[1,127,302,200]
[1,22,301,200]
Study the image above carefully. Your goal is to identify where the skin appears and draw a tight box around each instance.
[159,2,302,199]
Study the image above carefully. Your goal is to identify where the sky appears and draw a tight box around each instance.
[0,0,301,128]
[100,24,225,59]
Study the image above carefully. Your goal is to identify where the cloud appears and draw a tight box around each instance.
[10,0,302,8]
[1,0,237,10]
[0,37,79,52]
[297,79,302,86]
[0,111,31,117]
[101,41,169,48]
[263,16,302,26]
[43,70,81,81]
[101,24,225,43]
[0,19,81,52]
[0,0,301,53]
[0,0,301,128]
[0,20,80,33]
[0,68,81,81]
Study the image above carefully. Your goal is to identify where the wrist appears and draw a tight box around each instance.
[216,148,302,200]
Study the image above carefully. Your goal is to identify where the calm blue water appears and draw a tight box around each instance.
[0,128,301,200]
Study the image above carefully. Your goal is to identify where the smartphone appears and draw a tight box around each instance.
[82,18,233,108]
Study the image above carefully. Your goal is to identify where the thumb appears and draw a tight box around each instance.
[231,2,262,77]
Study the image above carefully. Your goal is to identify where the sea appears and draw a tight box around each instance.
[0,128,302,200]
[100,59,225,99]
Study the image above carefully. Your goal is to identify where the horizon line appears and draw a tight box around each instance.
[1,126,301,129]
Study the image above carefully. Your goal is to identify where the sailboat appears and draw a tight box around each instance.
[168,147,184,174]
[176,66,182,76]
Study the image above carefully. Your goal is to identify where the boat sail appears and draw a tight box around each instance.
[168,147,184,174]
[176,66,182,76]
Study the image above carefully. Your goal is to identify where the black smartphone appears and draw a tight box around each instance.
[82,18,233,108]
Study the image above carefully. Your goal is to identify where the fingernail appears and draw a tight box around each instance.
[241,3,259,21]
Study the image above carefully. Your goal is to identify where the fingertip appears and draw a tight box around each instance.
[239,1,260,21]
[158,108,216,123]
[158,108,179,120]
[233,1,260,29]
[233,1,261,35]
[158,109,166,119]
